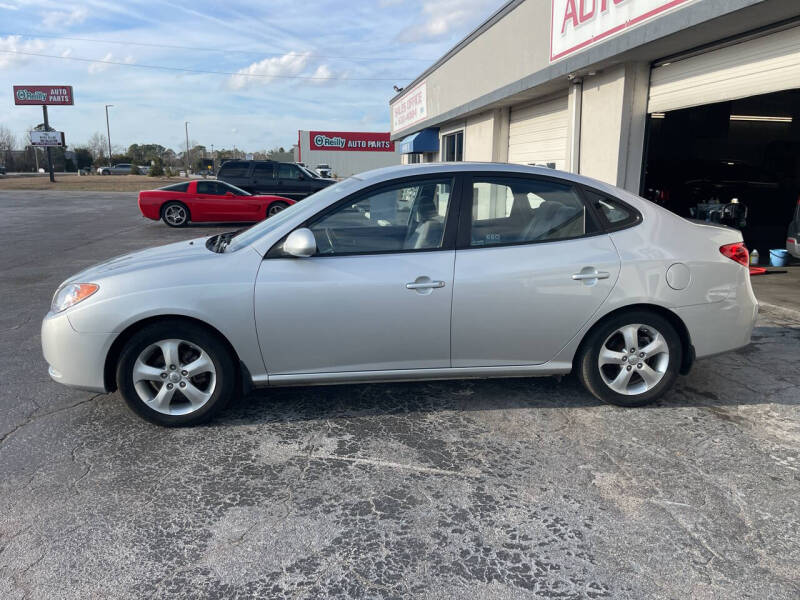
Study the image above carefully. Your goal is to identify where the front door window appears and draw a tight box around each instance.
[308,178,453,255]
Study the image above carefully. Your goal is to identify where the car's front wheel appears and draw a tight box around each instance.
[577,311,682,407]
[267,201,289,218]
[116,321,236,426]
[162,202,189,227]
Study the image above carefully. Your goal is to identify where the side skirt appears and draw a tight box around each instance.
[250,362,573,388]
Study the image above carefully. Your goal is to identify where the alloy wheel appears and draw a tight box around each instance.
[164,205,187,225]
[267,203,286,217]
[598,324,670,396]
[132,339,216,415]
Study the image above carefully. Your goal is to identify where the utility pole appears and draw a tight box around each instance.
[210,143,214,173]
[105,104,113,165]
[42,105,55,182]
[185,121,190,174]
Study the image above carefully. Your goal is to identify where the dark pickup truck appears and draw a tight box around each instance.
[216,160,335,199]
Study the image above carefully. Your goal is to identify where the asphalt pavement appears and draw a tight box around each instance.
[1,191,798,599]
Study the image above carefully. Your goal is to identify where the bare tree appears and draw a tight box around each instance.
[0,124,16,157]
[87,131,108,163]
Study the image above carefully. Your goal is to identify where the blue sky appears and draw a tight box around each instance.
[0,0,501,152]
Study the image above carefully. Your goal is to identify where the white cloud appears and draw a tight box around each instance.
[0,35,45,69]
[41,6,88,29]
[399,0,496,43]
[308,64,336,85]
[88,52,113,74]
[228,51,311,90]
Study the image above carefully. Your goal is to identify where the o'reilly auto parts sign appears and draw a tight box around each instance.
[550,0,699,62]
[13,85,74,105]
[310,131,395,152]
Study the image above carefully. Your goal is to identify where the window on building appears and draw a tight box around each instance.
[408,153,422,164]
[469,177,595,247]
[442,131,463,162]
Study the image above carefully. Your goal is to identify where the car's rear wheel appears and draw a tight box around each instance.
[577,311,682,407]
[267,201,289,218]
[116,321,236,426]
[162,202,189,227]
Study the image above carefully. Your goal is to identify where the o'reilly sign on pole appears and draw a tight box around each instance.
[13,86,74,106]
[12,85,74,182]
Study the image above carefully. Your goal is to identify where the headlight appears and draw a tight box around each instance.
[51,283,99,313]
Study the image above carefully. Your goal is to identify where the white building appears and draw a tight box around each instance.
[390,0,800,254]
[294,130,401,178]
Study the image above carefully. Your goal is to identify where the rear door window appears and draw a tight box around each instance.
[253,163,275,179]
[582,188,642,230]
[277,164,303,180]
[219,162,250,178]
[467,176,596,247]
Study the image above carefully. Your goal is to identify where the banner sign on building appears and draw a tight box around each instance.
[310,131,395,152]
[550,0,698,62]
[391,81,428,132]
[30,131,66,147]
[13,85,74,105]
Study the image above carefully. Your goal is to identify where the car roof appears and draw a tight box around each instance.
[353,162,616,191]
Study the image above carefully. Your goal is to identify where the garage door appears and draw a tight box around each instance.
[649,26,800,113]
[508,96,569,169]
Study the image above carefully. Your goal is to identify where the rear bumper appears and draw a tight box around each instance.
[41,311,112,393]
[673,271,758,359]
[787,237,800,259]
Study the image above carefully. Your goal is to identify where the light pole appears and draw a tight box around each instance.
[210,143,214,173]
[104,105,113,165]
[184,121,190,174]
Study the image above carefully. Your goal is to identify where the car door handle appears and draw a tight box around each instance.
[572,270,610,281]
[406,280,445,290]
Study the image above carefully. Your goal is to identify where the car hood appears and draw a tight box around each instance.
[64,237,211,284]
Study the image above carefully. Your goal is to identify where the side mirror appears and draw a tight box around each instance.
[226,191,234,196]
[283,228,316,258]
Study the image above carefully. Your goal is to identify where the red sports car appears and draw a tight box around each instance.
[138,180,294,227]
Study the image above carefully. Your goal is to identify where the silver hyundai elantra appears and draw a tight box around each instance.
[42,163,758,426]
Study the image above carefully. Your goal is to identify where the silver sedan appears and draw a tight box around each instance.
[42,163,758,426]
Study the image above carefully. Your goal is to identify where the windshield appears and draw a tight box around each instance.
[299,165,320,179]
[225,177,363,252]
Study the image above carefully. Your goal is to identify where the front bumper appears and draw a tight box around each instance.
[41,311,113,393]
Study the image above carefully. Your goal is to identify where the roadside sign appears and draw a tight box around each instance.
[30,131,66,147]
[13,85,74,105]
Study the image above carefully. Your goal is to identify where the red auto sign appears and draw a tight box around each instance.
[13,85,74,105]
[310,131,394,152]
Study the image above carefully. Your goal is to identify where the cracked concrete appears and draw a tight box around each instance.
[1,191,799,599]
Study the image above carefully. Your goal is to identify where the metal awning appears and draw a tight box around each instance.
[398,128,439,154]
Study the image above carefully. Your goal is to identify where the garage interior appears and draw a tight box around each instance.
[642,88,800,256]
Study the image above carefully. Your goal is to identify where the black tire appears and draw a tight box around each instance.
[116,321,236,426]
[101,169,110,175]
[266,201,289,218]
[577,310,682,407]
[161,201,190,227]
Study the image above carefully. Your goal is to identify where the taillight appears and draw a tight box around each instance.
[720,242,749,267]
